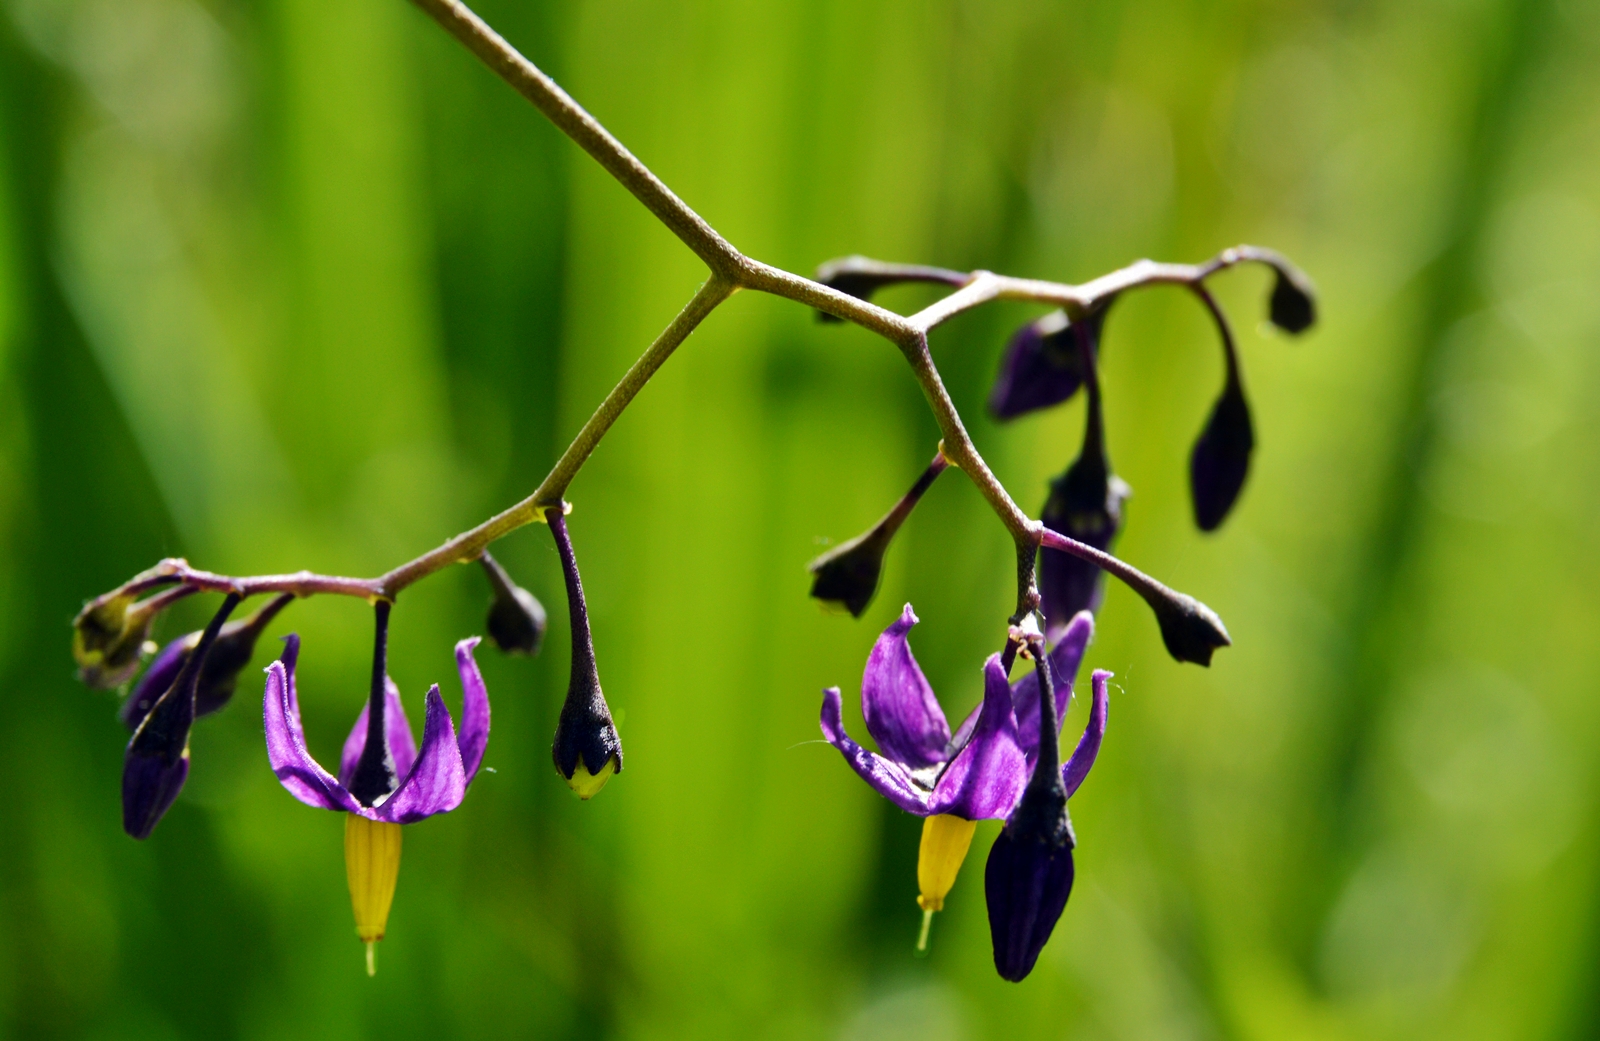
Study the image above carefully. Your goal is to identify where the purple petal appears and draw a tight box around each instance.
[861,604,950,769]
[820,687,932,816]
[122,747,189,840]
[1063,669,1110,798]
[454,637,490,785]
[928,656,1026,820]
[337,677,417,788]
[263,650,359,813]
[1009,612,1094,770]
[374,685,467,823]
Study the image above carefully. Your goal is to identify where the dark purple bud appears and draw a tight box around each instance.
[479,551,547,656]
[120,593,294,730]
[1189,377,1254,532]
[1146,587,1231,667]
[549,512,621,799]
[122,593,240,839]
[812,257,966,322]
[989,305,1109,421]
[1268,265,1317,335]
[347,601,400,807]
[809,453,948,618]
[985,638,1075,982]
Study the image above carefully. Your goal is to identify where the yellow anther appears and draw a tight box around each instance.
[345,814,403,975]
[916,813,977,913]
[568,757,617,800]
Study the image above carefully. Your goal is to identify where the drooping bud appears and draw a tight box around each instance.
[345,813,403,977]
[120,593,294,730]
[479,551,547,656]
[809,452,948,618]
[1145,587,1231,666]
[812,257,967,322]
[548,511,622,798]
[989,304,1110,421]
[985,638,1076,982]
[914,812,978,955]
[1267,263,1317,334]
[122,593,240,839]
[1038,320,1129,634]
[1189,374,1254,532]
[347,601,399,808]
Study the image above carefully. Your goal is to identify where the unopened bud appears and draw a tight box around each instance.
[1146,588,1231,667]
[989,305,1110,421]
[120,593,293,730]
[74,594,157,690]
[548,512,622,798]
[1189,378,1254,532]
[809,453,948,618]
[122,594,240,838]
[479,552,547,656]
[1268,265,1317,334]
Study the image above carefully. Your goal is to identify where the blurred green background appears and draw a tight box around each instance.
[2,0,1598,1037]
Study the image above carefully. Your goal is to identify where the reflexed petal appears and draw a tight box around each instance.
[928,656,1026,820]
[985,828,1075,982]
[1009,612,1094,769]
[820,687,932,816]
[375,686,467,823]
[1062,669,1110,798]
[861,604,951,769]
[454,637,490,785]
[263,650,358,813]
[338,678,417,788]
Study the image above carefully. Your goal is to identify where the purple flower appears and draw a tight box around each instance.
[263,630,489,822]
[263,605,489,974]
[820,604,1095,952]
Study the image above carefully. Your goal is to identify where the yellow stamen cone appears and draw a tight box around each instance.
[914,814,977,953]
[345,814,403,975]
[568,756,617,800]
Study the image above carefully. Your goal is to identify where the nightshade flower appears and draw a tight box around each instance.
[264,602,489,975]
[819,604,1094,951]
[985,651,1110,983]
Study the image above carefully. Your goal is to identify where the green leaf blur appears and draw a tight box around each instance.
[2,0,1597,1038]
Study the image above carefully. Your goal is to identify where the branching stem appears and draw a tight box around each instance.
[89,0,1301,635]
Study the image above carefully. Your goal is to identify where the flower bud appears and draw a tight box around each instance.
[809,453,947,618]
[1145,587,1231,666]
[989,306,1109,421]
[548,513,622,798]
[120,593,293,730]
[74,594,156,690]
[479,552,547,656]
[1268,265,1317,334]
[122,594,240,838]
[1189,378,1254,532]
